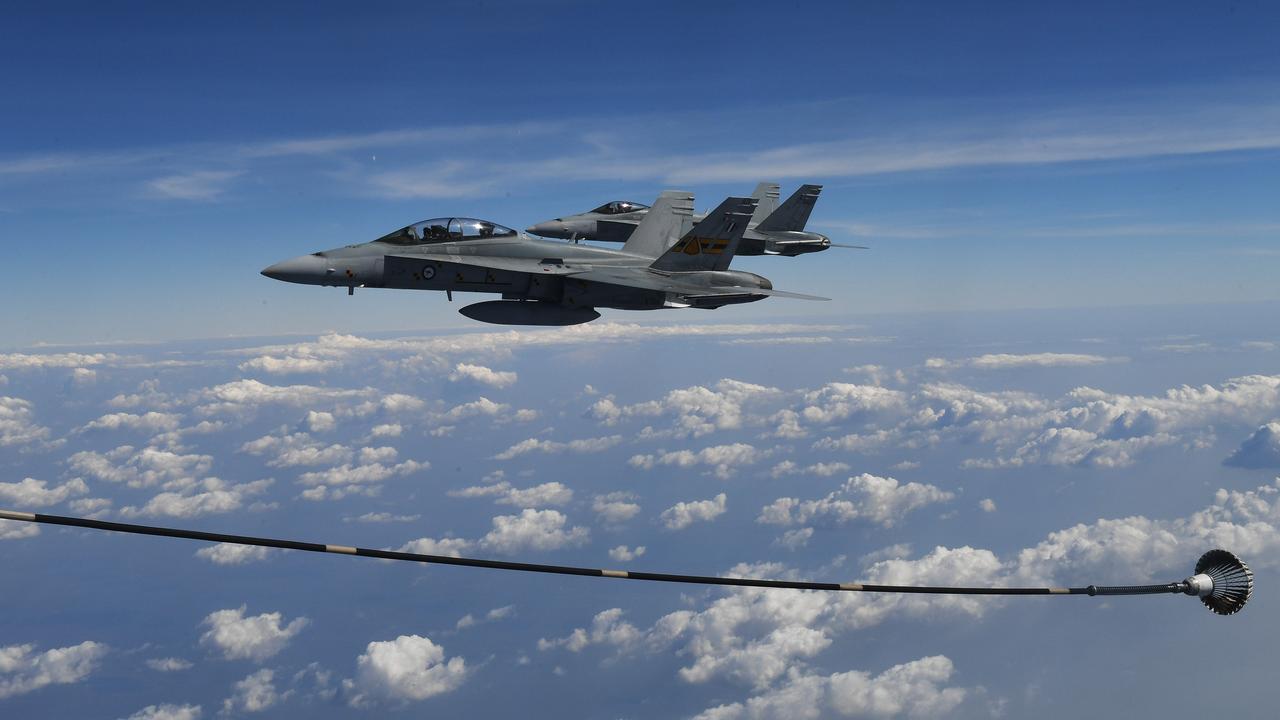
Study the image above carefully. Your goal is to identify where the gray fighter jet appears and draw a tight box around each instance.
[527,183,860,256]
[261,193,828,326]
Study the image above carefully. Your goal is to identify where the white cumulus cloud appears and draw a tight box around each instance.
[238,356,339,374]
[800,383,906,425]
[758,474,954,529]
[68,445,213,489]
[344,635,466,706]
[199,606,308,662]
[448,481,573,507]
[195,379,370,416]
[448,363,517,388]
[307,411,336,432]
[0,351,118,371]
[120,703,203,720]
[0,477,88,507]
[660,493,728,530]
[78,411,182,433]
[240,432,352,468]
[609,545,646,562]
[693,655,969,719]
[0,641,108,699]
[1224,422,1280,468]
[592,379,784,438]
[593,492,641,524]
[195,544,275,565]
[296,459,427,500]
[0,519,39,540]
[493,434,621,460]
[120,478,272,518]
[480,509,589,553]
[0,397,52,447]
[397,536,474,558]
[440,397,507,421]
[222,668,284,714]
[630,443,764,479]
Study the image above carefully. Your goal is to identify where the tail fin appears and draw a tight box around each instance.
[650,196,757,272]
[748,182,781,226]
[620,190,694,258]
[755,184,822,232]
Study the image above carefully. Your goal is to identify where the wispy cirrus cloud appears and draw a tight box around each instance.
[364,163,504,200]
[146,170,243,200]
[657,122,1280,185]
[236,121,562,159]
[816,217,1280,243]
[925,352,1125,370]
[6,88,1280,205]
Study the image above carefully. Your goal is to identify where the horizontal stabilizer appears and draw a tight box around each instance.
[734,287,830,301]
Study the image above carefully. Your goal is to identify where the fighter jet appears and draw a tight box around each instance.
[261,193,828,326]
[527,183,861,256]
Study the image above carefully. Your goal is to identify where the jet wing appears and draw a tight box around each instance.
[736,287,831,301]
[572,269,829,301]
[767,239,868,249]
[385,257,829,302]
[569,268,672,290]
[387,253,588,276]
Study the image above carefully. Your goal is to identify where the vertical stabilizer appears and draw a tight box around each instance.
[650,196,757,272]
[756,184,822,232]
[620,190,695,258]
[748,182,781,226]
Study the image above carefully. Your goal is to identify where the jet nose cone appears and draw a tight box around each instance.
[261,254,329,284]
[531,218,584,237]
[261,260,293,280]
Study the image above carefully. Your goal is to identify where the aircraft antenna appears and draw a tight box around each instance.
[0,509,1251,615]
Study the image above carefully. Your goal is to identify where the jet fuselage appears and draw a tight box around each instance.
[527,214,832,256]
[262,233,771,313]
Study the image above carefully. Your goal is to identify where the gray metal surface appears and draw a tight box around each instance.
[526,183,837,256]
[262,193,829,326]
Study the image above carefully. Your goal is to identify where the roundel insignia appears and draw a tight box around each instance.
[422,265,436,280]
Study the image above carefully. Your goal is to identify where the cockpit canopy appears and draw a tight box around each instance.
[589,201,650,215]
[375,218,518,245]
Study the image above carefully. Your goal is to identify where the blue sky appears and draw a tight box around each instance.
[2,3,1280,719]
[2,1,1279,346]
